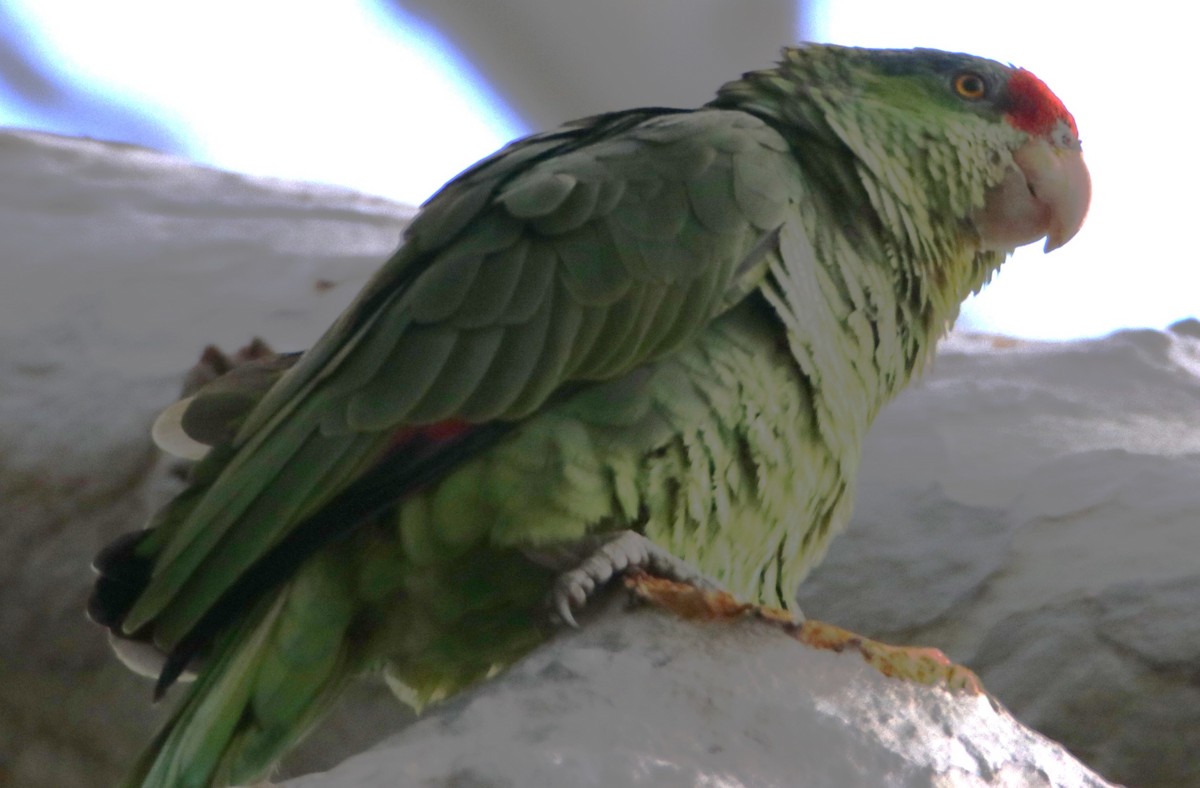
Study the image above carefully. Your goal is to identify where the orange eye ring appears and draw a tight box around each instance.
[953,72,987,100]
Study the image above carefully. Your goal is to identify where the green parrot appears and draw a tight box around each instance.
[89,43,1090,786]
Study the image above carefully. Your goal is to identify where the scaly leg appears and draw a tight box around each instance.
[526,530,713,628]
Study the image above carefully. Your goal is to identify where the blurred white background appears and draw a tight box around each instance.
[1,0,1193,339]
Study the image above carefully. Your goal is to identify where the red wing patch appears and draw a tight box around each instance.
[389,419,474,451]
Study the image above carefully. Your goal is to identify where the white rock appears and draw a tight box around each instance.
[284,596,1114,788]
[798,328,1200,786]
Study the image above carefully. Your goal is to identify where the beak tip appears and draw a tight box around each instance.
[1008,140,1090,256]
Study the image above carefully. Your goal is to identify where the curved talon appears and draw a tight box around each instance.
[554,592,579,629]
[545,531,707,628]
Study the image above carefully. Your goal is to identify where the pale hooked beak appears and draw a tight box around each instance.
[974,134,1091,253]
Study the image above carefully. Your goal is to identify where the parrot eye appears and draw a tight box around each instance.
[953,72,988,100]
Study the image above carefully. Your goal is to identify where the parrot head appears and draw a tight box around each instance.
[966,66,1090,253]
[720,46,1091,259]
[863,48,1091,255]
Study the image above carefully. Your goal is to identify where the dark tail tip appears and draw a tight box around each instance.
[87,530,152,630]
[155,650,191,700]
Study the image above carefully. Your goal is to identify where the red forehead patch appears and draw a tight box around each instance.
[1005,68,1077,136]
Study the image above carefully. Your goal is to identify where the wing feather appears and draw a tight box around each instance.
[405,327,507,423]
[448,240,529,329]
[122,106,807,653]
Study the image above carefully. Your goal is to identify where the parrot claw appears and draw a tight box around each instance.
[543,531,710,628]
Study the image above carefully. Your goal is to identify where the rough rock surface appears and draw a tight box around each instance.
[1,130,1195,786]
[797,328,1200,787]
[284,595,1113,788]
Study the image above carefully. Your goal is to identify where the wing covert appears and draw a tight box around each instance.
[251,108,804,439]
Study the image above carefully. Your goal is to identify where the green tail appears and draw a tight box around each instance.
[124,551,358,788]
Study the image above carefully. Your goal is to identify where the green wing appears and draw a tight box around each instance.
[121,106,801,649]
[249,107,796,431]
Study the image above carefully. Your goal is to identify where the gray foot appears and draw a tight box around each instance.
[541,531,710,628]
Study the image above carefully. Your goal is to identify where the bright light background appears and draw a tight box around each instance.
[811,2,1196,338]
[0,0,526,205]
[1,1,1194,339]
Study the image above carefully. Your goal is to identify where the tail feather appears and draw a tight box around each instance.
[142,421,385,647]
[88,337,527,785]
[86,440,247,649]
[89,344,300,640]
[125,552,358,788]
[88,530,153,629]
[127,412,328,633]
[124,597,281,788]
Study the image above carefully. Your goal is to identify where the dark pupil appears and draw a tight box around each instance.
[961,76,982,94]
